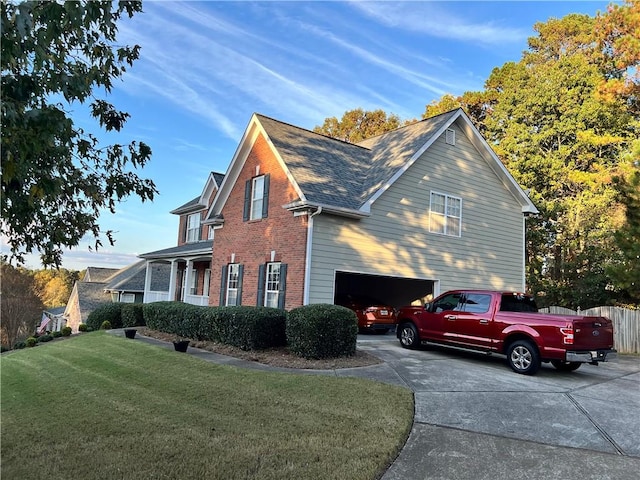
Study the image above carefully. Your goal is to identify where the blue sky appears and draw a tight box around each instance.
[15,0,612,270]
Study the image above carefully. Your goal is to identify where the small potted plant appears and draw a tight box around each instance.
[173,337,190,352]
[124,328,137,339]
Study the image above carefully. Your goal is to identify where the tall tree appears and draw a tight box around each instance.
[1,0,157,268]
[608,140,640,302]
[32,268,79,307]
[0,263,44,348]
[314,108,404,142]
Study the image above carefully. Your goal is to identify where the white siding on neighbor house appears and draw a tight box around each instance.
[307,123,527,304]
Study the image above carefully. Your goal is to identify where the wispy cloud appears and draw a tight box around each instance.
[349,1,528,46]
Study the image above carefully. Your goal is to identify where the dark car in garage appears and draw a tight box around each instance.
[335,294,397,333]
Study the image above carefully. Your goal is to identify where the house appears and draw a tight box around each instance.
[139,172,224,305]
[63,262,169,332]
[200,108,538,310]
[37,307,66,334]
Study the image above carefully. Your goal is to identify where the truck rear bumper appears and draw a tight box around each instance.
[566,349,617,363]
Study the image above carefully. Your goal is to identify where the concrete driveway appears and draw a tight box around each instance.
[349,333,640,480]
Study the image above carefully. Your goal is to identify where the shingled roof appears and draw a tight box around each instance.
[255,110,460,212]
[207,108,536,222]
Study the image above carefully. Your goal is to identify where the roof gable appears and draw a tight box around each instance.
[207,109,537,221]
[171,171,225,215]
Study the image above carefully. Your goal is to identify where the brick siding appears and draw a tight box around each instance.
[209,133,308,310]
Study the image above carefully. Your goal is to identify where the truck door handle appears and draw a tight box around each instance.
[445,315,457,321]
[479,319,489,324]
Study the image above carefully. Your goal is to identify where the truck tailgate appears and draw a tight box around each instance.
[573,316,614,349]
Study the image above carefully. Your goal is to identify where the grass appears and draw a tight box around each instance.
[1,332,413,480]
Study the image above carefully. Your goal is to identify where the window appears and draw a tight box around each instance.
[429,192,462,237]
[264,262,280,308]
[257,262,287,308]
[120,293,135,303]
[204,269,211,298]
[226,264,240,306]
[243,174,270,221]
[251,176,264,220]
[462,294,491,313]
[189,269,198,295]
[432,293,464,313]
[186,213,200,243]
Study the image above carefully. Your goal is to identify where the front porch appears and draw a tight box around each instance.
[140,241,213,307]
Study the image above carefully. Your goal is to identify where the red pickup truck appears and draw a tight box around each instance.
[396,290,617,375]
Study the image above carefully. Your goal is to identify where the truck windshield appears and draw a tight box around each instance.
[500,294,538,313]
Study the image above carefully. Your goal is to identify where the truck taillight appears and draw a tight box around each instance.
[560,326,574,345]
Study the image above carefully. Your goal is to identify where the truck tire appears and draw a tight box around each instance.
[398,323,419,349]
[506,339,540,375]
[551,360,582,372]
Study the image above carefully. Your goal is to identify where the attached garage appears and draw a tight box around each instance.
[334,271,436,308]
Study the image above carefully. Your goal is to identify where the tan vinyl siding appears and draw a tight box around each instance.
[308,123,526,304]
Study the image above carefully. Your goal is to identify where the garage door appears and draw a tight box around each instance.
[334,271,435,308]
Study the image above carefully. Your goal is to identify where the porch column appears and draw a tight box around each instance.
[184,259,194,301]
[168,260,178,302]
[143,260,152,303]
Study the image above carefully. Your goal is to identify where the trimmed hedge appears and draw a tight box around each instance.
[286,304,358,359]
[121,303,145,328]
[143,302,286,350]
[86,303,124,331]
[61,326,72,337]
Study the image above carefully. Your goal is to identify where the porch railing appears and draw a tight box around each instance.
[144,291,170,303]
[184,294,209,306]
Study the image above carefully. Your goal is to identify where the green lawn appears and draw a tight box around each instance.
[1,332,413,480]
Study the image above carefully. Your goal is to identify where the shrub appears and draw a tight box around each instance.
[100,320,112,330]
[61,326,72,337]
[37,334,53,343]
[121,303,145,328]
[86,303,124,331]
[52,331,63,338]
[143,302,186,335]
[78,324,88,332]
[14,341,26,350]
[286,304,358,359]
[0,345,7,353]
[25,337,37,348]
[223,306,287,350]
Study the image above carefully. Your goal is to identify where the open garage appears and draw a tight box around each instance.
[334,271,435,308]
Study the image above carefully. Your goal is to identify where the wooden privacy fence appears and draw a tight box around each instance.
[539,306,640,354]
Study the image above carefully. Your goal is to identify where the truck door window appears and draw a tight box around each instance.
[462,294,491,313]
[433,293,464,312]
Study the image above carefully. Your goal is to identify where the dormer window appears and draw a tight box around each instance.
[186,213,200,243]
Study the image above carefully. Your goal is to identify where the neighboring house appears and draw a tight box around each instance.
[64,262,169,332]
[139,172,224,306]
[202,108,538,310]
[37,307,66,334]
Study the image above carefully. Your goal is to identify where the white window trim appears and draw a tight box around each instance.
[264,262,280,308]
[186,213,200,243]
[250,176,264,221]
[429,191,462,237]
[189,268,198,295]
[203,269,211,298]
[120,293,135,303]
[226,264,239,306]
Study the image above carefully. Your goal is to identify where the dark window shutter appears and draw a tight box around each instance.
[219,265,228,305]
[182,216,188,242]
[237,264,244,305]
[243,179,251,222]
[277,263,287,309]
[262,174,270,218]
[257,264,266,306]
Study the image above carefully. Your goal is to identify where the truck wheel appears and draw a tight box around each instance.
[399,323,419,349]
[551,360,582,372]
[506,339,540,375]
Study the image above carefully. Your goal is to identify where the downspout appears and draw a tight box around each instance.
[303,207,322,305]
